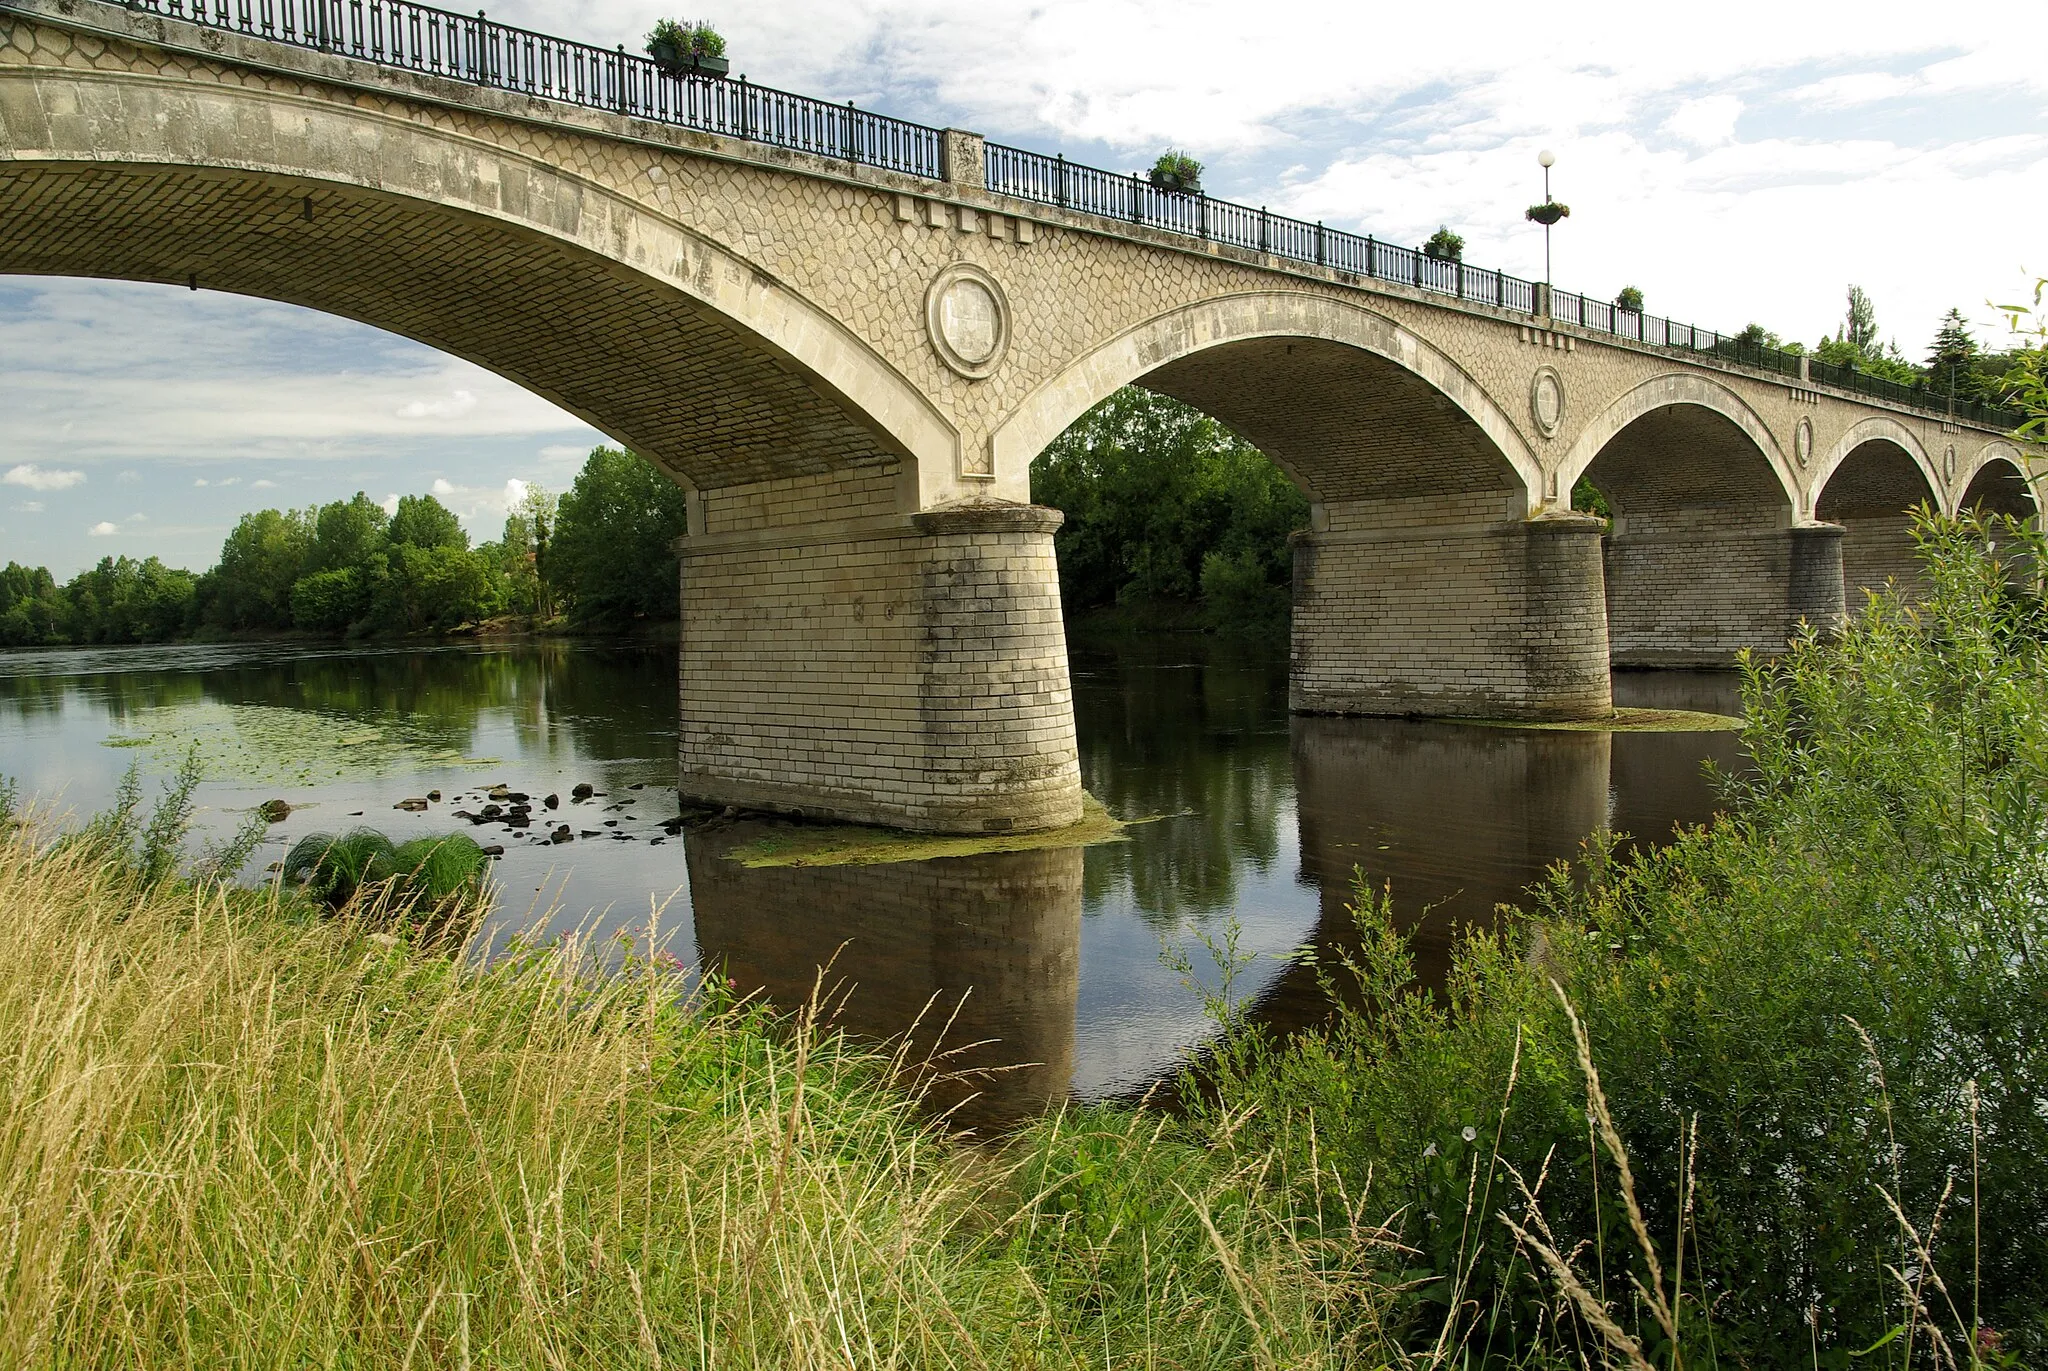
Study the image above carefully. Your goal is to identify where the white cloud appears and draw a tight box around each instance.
[396,388,479,421]
[251,478,279,489]
[430,477,457,496]
[194,476,242,487]
[87,521,118,536]
[379,493,400,516]
[12,501,43,513]
[3,463,85,491]
[1662,95,1743,148]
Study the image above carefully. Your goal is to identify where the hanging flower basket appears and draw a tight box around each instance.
[1525,201,1570,227]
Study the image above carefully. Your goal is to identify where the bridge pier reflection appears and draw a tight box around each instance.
[685,826,1082,1130]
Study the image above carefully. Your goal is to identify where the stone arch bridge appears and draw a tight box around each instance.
[4,0,2039,832]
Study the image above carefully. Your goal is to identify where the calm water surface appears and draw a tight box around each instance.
[0,637,1740,1124]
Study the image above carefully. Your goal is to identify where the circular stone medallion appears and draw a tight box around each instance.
[1944,444,1958,482]
[1529,365,1565,438]
[925,263,1011,379]
[1794,416,1813,468]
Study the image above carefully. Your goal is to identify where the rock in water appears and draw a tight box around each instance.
[257,799,292,823]
[394,798,429,812]
[571,782,595,801]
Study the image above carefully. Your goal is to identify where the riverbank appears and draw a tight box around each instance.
[5,515,2046,1364]
[0,818,1361,1367]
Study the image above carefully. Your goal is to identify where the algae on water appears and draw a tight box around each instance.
[725,793,1138,869]
[100,702,499,785]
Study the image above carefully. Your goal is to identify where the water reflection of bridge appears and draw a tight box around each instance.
[684,663,1740,1126]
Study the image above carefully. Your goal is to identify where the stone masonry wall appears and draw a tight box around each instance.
[678,503,1080,833]
[1840,513,1928,612]
[1291,500,1610,720]
[1605,525,1844,664]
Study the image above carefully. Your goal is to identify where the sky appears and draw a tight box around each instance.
[2,0,2043,575]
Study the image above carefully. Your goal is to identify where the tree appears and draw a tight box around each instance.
[1613,286,1644,313]
[1422,226,1464,262]
[1925,307,1985,403]
[545,447,688,627]
[387,493,467,551]
[307,492,390,574]
[202,507,312,632]
[1031,387,1308,629]
[1844,284,1879,352]
[485,483,557,618]
[369,544,496,632]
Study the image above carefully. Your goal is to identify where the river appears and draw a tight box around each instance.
[0,636,1741,1125]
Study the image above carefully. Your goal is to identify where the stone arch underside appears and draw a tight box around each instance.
[1579,400,1823,665]
[998,294,1604,721]
[1814,438,1940,611]
[1960,452,2038,520]
[0,61,958,494]
[0,161,913,494]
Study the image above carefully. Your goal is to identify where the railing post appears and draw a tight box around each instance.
[1198,196,1208,240]
[474,10,488,84]
[1132,173,1143,223]
[940,129,985,190]
[1365,235,1374,278]
[1259,206,1268,253]
[1056,154,1068,208]
[844,101,857,163]
[1533,282,1551,319]
[1316,221,1324,266]
[1456,260,1464,299]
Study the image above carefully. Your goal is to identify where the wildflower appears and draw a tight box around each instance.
[1422,1142,1438,1158]
[1461,1126,1478,1143]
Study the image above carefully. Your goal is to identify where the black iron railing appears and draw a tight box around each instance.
[110,0,943,177]
[985,143,2024,430]
[78,0,2029,431]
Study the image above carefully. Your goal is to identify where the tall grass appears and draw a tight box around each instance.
[0,811,1364,1367]
[1192,512,2048,1364]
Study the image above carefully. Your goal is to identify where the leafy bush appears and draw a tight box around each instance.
[288,566,366,634]
[1613,284,1643,312]
[1422,225,1464,261]
[1148,150,1202,192]
[1194,512,2048,1361]
[645,16,724,59]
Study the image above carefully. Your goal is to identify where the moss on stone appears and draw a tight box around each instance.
[725,793,1136,869]
[1464,707,1742,733]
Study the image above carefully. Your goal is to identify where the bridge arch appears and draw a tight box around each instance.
[0,71,960,497]
[1564,375,1830,664]
[1812,420,1943,611]
[989,291,1543,511]
[1557,372,1800,516]
[1958,444,2039,519]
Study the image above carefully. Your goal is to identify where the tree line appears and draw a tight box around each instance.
[0,446,685,647]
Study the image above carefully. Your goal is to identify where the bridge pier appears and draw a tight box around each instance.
[1604,521,1844,665]
[1289,498,1612,720]
[677,477,1083,834]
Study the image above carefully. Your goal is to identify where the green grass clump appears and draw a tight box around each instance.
[0,817,1368,1367]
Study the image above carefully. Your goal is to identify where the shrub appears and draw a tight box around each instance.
[1148,150,1202,192]
[645,16,724,59]
[1194,511,2048,1361]
[1422,225,1464,261]
[289,566,366,634]
[1613,284,1643,312]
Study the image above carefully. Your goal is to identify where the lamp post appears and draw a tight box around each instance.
[1524,149,1570,317]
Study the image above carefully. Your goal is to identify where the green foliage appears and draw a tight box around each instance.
[1613,285,1644,312]
[1031,387,1307,631]
[287,566,367,634]
[483,482,556,618]
[285,826,493,917]
[1569,475,1610,520]
[386,492,467,551]
[1992,276,2048,439]
[1194,513,2048,1360]
[1845,282,1879,351]
[645,16,724,58]
[1423,225,1465,262]
[545,446,688,628]
[1148,150,1203,191]
[0,556,198,647]
[369,543,496,633]
[202,506,312,632]
[307,491,390,574]
[1524,200,1569,225]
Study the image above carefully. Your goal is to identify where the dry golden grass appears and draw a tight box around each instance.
[0,818,1360,1369]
